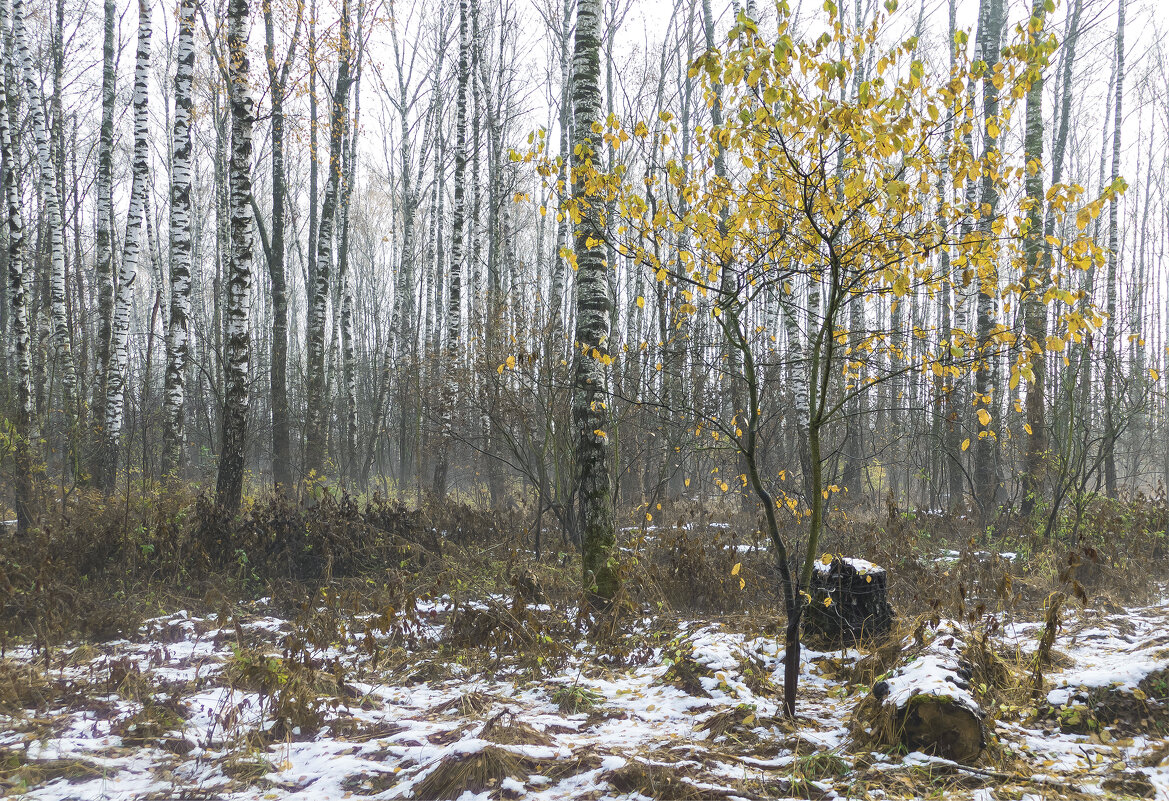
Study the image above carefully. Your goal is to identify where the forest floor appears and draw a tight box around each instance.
[1,561,1167,801]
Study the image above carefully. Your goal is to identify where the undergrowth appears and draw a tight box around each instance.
[0,487,1165,798]
[1,486,1164,661]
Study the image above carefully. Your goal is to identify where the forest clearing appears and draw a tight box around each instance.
[2,0,1169,797]
[0,499,1167,800]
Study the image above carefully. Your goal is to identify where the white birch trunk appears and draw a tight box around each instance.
[432,0,471,498]
[1102,0,1125,498]
[305,0,352,478]
[12,0,75,410]
[572,0,617,603]
[99,0,151,490]
[0,0,33,533]
[162,0,196,476]
[215,0,256,512]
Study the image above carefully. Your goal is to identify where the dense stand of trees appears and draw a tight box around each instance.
[0,0,1165,569]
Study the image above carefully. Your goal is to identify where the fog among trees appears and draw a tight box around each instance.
[1,0,1169,796]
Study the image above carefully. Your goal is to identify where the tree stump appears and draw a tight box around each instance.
[805,555,894,645]
[852,621,986,763]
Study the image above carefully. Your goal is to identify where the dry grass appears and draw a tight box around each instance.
[479,709,554,746]
[0,753,103,791]
[412,745,527,800]
[696,703,763,741]
[606,757,734,800]
[221,751,275,784]
[0,660,55,712]
[430,690,503,718]
[112,700,187,746]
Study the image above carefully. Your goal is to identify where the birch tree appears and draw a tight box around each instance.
[162,0,197,477]
[216,0,256,512]
[570,0,618,604]
[1102,0,1125,499]
[13,0,77,439]
[0,0,32,534]
[305,0,352,480]
[971,0,1005,515]
[98,0,152,492]
[432,0,471,499]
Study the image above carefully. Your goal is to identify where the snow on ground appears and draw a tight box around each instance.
[1,587,1167,800]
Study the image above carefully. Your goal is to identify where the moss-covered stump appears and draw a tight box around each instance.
[851,622,985,763]
[806,556,894,645]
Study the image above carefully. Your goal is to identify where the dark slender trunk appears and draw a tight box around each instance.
[90,0,116,485]
[263,0,300,491]
[1020,0,1049,516]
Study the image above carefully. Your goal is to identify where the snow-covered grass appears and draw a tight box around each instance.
[1,584,1167,800]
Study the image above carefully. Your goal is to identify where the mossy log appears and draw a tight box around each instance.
[805,556,894,645]
[852,622,985,763]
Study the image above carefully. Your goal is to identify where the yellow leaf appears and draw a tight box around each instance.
[636,295,645,309]
[961,438,971,451]
[1023,423,1033,435]
[731,562,741,576]
[821,553,833,565]
[506,355,517,369]
[977,408,992,427]
[739,577,746,591]
[646,512,653,522]
[684,478,691,488]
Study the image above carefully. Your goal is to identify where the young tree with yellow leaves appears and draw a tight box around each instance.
[533,0,1114,714]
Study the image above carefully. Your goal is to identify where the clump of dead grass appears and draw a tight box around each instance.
[431,690,503,717]
[0,660,55,712]
[412,744,526,800]
[221,751,275,785]
[0,752,102,791]
[606,757,733,799]
[846,619,918,691]
[697,703,763,742]
[479,709,553,746]
[112,699,187,746]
